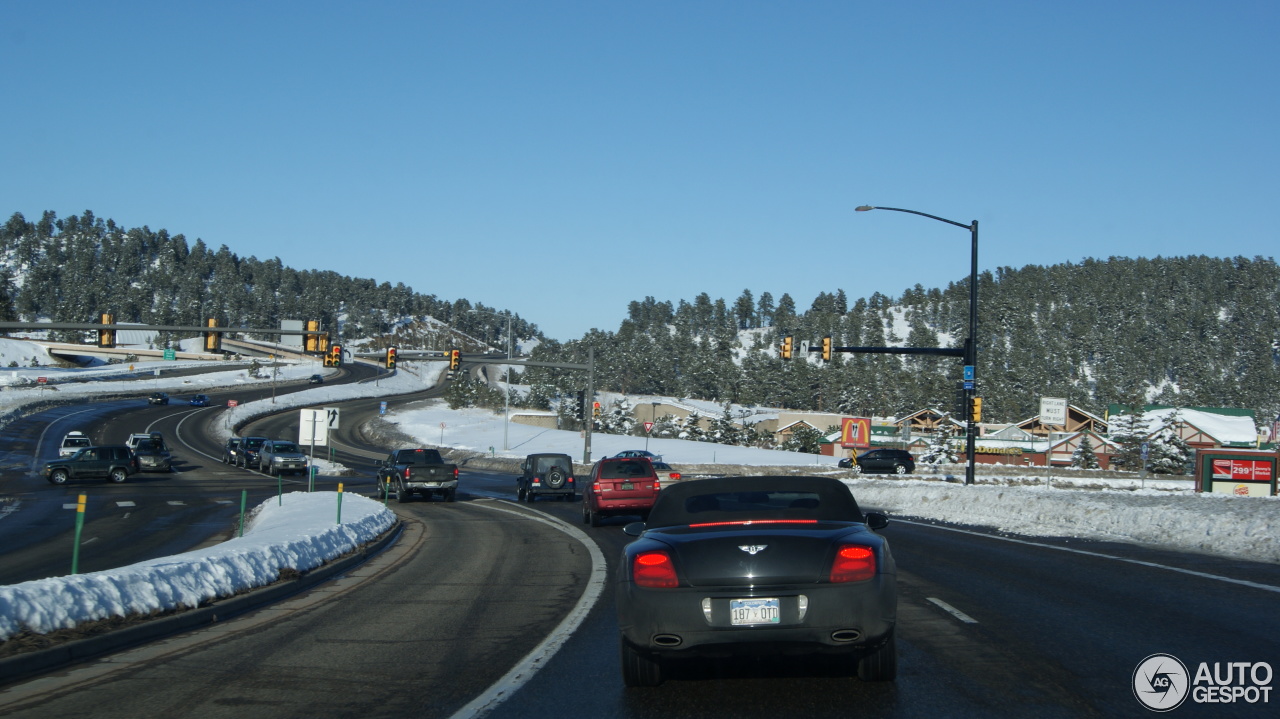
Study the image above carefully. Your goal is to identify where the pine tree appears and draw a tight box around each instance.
[1108,392,1149,471]
[919,424,960,465]
[1147,410,1192,475]
[1071,434,1101,470]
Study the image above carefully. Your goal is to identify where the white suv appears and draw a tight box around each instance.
[59,431,92,457]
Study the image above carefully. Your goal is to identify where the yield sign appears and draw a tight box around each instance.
[644,422,654,433]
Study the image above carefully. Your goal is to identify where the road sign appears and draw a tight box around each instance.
[163,349,176,360]
[644,421,654,433]
[37,377,47,384]
[299,409,329,446]
[1040,397,1068,426]
[227,400,239,407]
[963,365,975,381]
[324,407,340,429]
[963,380,975,390]
[380,401,387,415]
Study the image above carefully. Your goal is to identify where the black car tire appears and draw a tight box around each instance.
[893,464,908,475]
[109,468,128,484]
[857,629,897,682]
[545,467,566,490]
[581,502,590,525]
[589,506,601,528]
[397,481,412,503]
[49,469,69,485]
[620,639,664,687]
[516,486,526,502]
[445,489,456,502]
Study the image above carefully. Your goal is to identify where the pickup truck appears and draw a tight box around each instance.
[376,448,459,503]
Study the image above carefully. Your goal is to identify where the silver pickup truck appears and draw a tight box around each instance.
[376,448,458,503]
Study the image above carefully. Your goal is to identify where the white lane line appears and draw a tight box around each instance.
[214,500,234,504]
[449,500,607,719]
[80,537,98,546]
[167,501,186,506]
[62,503,78,510]
[116,501,136,507]
[896,518,1280,595]
[927,597,979,624]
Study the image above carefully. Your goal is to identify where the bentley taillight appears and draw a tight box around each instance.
[633,551,678,588]
[829,545,876,583]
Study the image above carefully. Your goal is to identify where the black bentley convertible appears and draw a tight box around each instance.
[615,476,897,687]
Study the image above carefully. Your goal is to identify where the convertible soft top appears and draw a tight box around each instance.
[645,476,864,528]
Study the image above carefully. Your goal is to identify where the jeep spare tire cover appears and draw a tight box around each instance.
[546,467,566,489]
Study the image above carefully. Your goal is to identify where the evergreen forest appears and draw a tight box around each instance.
[3,210,1277,425]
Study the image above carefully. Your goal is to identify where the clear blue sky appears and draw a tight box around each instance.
[3,1,1276,340]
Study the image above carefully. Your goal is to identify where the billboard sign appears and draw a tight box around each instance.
[840,417,872,449]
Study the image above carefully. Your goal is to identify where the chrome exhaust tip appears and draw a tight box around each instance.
[831,629,862,643]
[652,634,683,647]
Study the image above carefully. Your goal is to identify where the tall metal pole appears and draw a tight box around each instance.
[965,221,979,486]
[503,312,511,452]
[855,205,979,486]
[584,347,595,464]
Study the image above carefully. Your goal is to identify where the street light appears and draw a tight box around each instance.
[855,205,979,486]
[469,309,514,452]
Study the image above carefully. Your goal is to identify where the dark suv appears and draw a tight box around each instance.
[517,453,576,502]
[236,436,269,468]
[148,392,169,405]
[840,449,915,474]
[45,446,139,484]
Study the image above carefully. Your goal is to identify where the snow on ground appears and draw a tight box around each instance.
[0,492,395,640]
[1,347,1277,643]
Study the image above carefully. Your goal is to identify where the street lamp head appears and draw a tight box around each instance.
[855,205,876,212]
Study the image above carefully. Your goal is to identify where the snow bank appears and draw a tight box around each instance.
[0,492,395,640]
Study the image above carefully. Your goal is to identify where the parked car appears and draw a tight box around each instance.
[236,436,269,468]
[841,449,915,475]
[650,460,683,489]
[44,446,139,485]
[258,440,309,476]
[614,450,662,461]
[582,457,662,527]
[308,374,324,384]
[189,394,210,407]
[615,476,896,687]
[147,392,169,405]
[133,438,173,472]
[222,437,243,465]
[517,453,576,502]
[59,431,92,457]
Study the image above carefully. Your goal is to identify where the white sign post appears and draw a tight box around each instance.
[299,409,329,467]
[1040,397,1068,427]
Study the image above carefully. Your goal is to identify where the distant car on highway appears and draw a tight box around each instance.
[236,436,269,468]
[222,437,243,465]
[308,374,324,384]
[133,438,173,473]
[59,431,92,457]
[188,394,210,407]
[517,453,576,502]
[258,440,309,476]
[650,460,683,489]
[614,449,662,461]
[839,449,915,475]
[147,392,169,405]
[614,476,896,687]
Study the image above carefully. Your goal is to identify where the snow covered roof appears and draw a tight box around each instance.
[1112,407,1258,446]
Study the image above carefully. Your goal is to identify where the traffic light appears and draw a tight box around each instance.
[576,390,586,420]
[317,333,330,354]
[204,318,221,352]
[331,344,343,367]
[970,396,983,423]
[821,336,832,361]
[780,336,794,360]
[385,346,397,369]
[305,320,320,353]
[593,401,601,418]
[97,313,115,348]
[448,349,460,371]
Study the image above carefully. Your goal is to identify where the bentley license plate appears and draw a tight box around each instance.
[730,598,780,625]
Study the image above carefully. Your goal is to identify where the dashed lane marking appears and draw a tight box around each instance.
[928,597,979,624]
[116,501,136,507]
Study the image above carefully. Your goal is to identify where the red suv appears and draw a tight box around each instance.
[581,457,661,527]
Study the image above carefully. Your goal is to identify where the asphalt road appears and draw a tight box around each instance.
[2,364,1279,717]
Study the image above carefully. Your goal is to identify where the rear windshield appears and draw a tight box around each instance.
[395,449,443,465]
[63,437,91,448]
[136,440,166,452]
[646,477,863,528]
[599,460,655,480]
[535,456,572,473]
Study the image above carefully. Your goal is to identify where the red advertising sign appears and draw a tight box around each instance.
[840,417,872,449]
[227,400,239,407]
[37,377,47,384]
[1212,459,1273,482]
